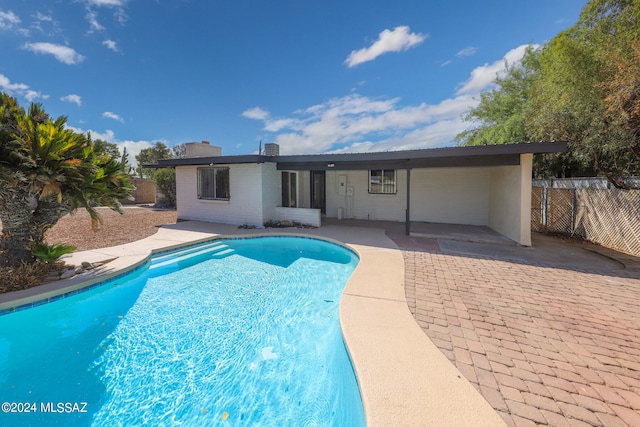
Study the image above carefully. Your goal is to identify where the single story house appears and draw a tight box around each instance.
[151,141,567,246]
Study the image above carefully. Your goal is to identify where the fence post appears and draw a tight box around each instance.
[542,186,549,232]
[571,188,577,235]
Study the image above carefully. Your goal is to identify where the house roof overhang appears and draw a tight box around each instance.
[146,141,567,171]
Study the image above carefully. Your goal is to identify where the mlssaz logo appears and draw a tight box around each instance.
[40,402,88,413]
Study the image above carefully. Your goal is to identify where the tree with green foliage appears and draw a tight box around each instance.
[135,142,172,178]
[456,46,539,146]
[458,0,640,187]
[93,139,121,159]
[0,93,134,267]
[120,147,132,175]
[134,141,179,207]
[172,143,187,159]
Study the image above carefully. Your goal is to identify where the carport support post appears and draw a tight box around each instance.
[405,166,411,235]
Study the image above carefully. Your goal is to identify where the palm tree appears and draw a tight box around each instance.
[0,93,133,267]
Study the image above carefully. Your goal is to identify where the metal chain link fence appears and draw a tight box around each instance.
[532,181,640,257]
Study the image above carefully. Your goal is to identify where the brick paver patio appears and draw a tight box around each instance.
[399,238,640,426]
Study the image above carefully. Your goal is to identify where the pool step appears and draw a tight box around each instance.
[210,248,235,258]
[151,241,228,264]
[150,242,234,269]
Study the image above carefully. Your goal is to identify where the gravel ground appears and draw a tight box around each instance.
[44,206,177,251]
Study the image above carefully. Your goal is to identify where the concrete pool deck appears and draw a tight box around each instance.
[0,220,505,426]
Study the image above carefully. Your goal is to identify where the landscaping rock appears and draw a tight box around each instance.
[59,269,76,279]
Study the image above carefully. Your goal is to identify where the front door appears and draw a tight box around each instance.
[310,171,326,214]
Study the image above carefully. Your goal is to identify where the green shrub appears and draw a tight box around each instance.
[32,243,77,263]
[153,168,176,208]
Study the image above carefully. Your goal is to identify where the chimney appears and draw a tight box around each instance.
[264,143,279,156]
[185,141,222,157]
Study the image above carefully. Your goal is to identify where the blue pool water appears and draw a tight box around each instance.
[0,236,365,426]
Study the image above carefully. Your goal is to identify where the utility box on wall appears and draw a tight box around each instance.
[338,175,347,196]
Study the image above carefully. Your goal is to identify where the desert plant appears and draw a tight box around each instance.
[0,93,134,267]
[0,262,62,293]
[32,243,77,264]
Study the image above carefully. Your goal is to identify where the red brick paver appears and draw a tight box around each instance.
[402,245,640,427]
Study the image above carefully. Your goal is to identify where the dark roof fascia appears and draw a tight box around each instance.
[276,142,566,171]
[145,142,567,170]
[276,154,521,171]
[275,141,566,163]
[147,154,271,168]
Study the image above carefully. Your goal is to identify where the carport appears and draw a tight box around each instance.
[276,142,568,246]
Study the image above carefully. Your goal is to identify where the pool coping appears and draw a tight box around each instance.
[0,221,505,426]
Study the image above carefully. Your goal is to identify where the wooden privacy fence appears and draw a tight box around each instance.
[121,178,156,204]
[532,184,640,257]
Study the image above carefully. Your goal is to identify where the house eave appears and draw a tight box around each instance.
[145,141,567,170]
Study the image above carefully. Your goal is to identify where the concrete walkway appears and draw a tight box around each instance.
[392,231,640,427]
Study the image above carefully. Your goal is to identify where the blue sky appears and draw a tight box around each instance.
[1,0,587,166]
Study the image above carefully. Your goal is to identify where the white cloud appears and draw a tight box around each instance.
[23,42,85,65]
[25,90,47,102]
[329,119,471,154]
[456,46,478,57]
[441,46,478,67]
[102,39,118,51]
[345,26,427,68]
[116,140,153,168]
[243,93,479,155]
[264,118,296,132]
[0,74,48,102]
[455,44,537,95]
[0,74,29,92]
[102,111,124,122]
[34,12,53,23]
[30,11,59,36]
[88,0,127,6]
[61,94,82,106]
[86,0,128,25]
[241,107,269,120]
[85,10,104,32]
[0,9,20,30]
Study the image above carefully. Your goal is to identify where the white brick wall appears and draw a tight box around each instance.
[176,164,266,226]
[273,207,321,227]
[261,163,280,223]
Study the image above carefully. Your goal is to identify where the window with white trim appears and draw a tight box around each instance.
[368,169,396,194]
[197,167,230,200]
[281,171,297,207]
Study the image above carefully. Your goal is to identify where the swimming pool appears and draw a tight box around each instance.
[0,236,365,426]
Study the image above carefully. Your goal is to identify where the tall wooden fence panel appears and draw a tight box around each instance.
[532,183,640,257]
[121,178,156,204]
